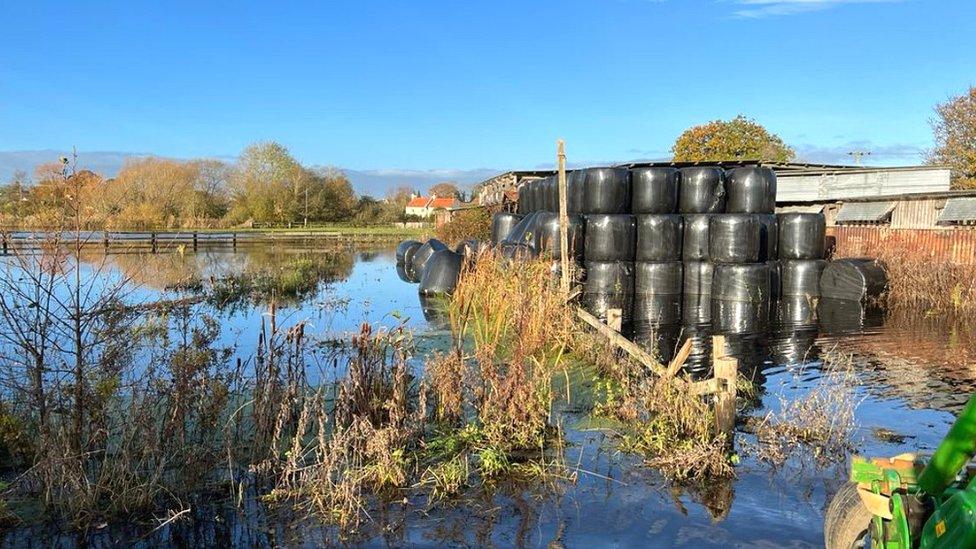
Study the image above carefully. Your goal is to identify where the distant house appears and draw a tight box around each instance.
[404,193,459,218]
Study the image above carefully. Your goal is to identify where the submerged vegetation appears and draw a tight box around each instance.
[875,247,976,320]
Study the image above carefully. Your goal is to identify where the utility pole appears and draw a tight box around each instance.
[304,185,308,228]
[847,150,872,166]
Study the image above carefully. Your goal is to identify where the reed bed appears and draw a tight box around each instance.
[876,247,976,319]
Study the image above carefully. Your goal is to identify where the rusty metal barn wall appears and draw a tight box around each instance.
[890,198,945,228]
[827,226,976,265]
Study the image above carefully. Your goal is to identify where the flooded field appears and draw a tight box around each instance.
[1,241,972,547]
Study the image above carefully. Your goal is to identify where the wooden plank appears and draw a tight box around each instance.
[575,307,666,376]
[711,335,738,438]
[557,139,570,296]
[664,337,694,379]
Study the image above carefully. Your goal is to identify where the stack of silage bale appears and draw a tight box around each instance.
[777,212,827,327]
[580,168,634,325]
[708,167,776,334]
[632,168,683,334]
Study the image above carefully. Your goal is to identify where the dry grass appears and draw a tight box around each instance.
[875,248,976,319]
[744,350,860,467]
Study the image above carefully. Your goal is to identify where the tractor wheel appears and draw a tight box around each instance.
[825,482,873,549]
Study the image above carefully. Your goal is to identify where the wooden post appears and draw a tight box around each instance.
[2,234,7,255]
[711,335,738,440]
[192,232,198,251]
[607,308,622,333]
[557,139,570,296]
[103,231,110,250]
[150,232,156,253]
[232,232,237,250]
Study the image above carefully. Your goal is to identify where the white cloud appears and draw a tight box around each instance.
[730,0,902,18]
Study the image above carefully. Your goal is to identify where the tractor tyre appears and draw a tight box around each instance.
[824,482,873,548]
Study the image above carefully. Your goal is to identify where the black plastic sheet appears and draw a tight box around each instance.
[756,214,778,262]
[545,176,558,212]
[780,259,827,297]
[418,249,463,297]
[502,211,539,248]
[682,261,714,295]
[409,239,448,282]
[778,212,826,260]
[678,167,726,213]
[582,168,631,214]
[631,167,680,214]
[584,214,636,262]
[636,214,683,261]
[819,258,888,302]
[725,167,777,214]
[500,242,537,261]
[634,261,683,295]
[709,214,761,264]
[712,263,772,302]
[535,212,585,260]
[491,212,524,245]
[517,183,531,214]
[682,214,711,261]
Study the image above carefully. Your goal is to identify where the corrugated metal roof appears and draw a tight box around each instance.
[776,168,951,202]
[835,201,895,223]
[938,197,976,224]
[776,204,825,214]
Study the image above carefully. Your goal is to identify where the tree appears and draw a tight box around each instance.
[672,115,795,163]
[429,181,459,198]
[228,142,308,224]
[928,86,976,189]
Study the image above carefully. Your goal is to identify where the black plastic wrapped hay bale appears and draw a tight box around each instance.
[491,212,524,245]
[584,214,636,262]
[632,324,681,364]
[678,167,726,214]
[631,167,680,214]
[582,168,631,214]
[568,171,585,214]
[712,263,772,303]
[820,258,888,302]
[634,261,683,295]
[683,261,714,296]
[725,166,776,214]
[410,239,449,283]
[502,211,540,248]
[583,261,634,323]
[682,214,711,261]
[500,241,537,262]
[778,212,826,260]
[709,214,761,264]
[767,260,781,301]
[455,239,484,259]
[543,176,557,212]
[780,259,827,298]
[418,249,463,297]
[524,180,540,213]
[517,183,531,214]
[396,239,422,264]
[535,211,585,260]
[756,214,778,261]
[711,298,769,335]
[633,294,682,326]
[636,214,683,262]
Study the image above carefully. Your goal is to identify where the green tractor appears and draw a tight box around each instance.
[826,395,976,548]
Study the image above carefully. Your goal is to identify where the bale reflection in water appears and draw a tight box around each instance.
[767,327,820,367]
[396,262,411,283]
[711,299,769,335]
[776,295,818,328]
[818,297,885,335]
[632,323,681,364]
[418,294,451,329]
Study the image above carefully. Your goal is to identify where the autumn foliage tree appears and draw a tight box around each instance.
[429,181,460,198]
[928,86,976,189]
[672,115,795,163]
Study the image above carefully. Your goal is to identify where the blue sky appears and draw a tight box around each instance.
[1,0,973,187]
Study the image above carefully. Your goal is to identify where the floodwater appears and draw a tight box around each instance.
[1,242,972,547]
